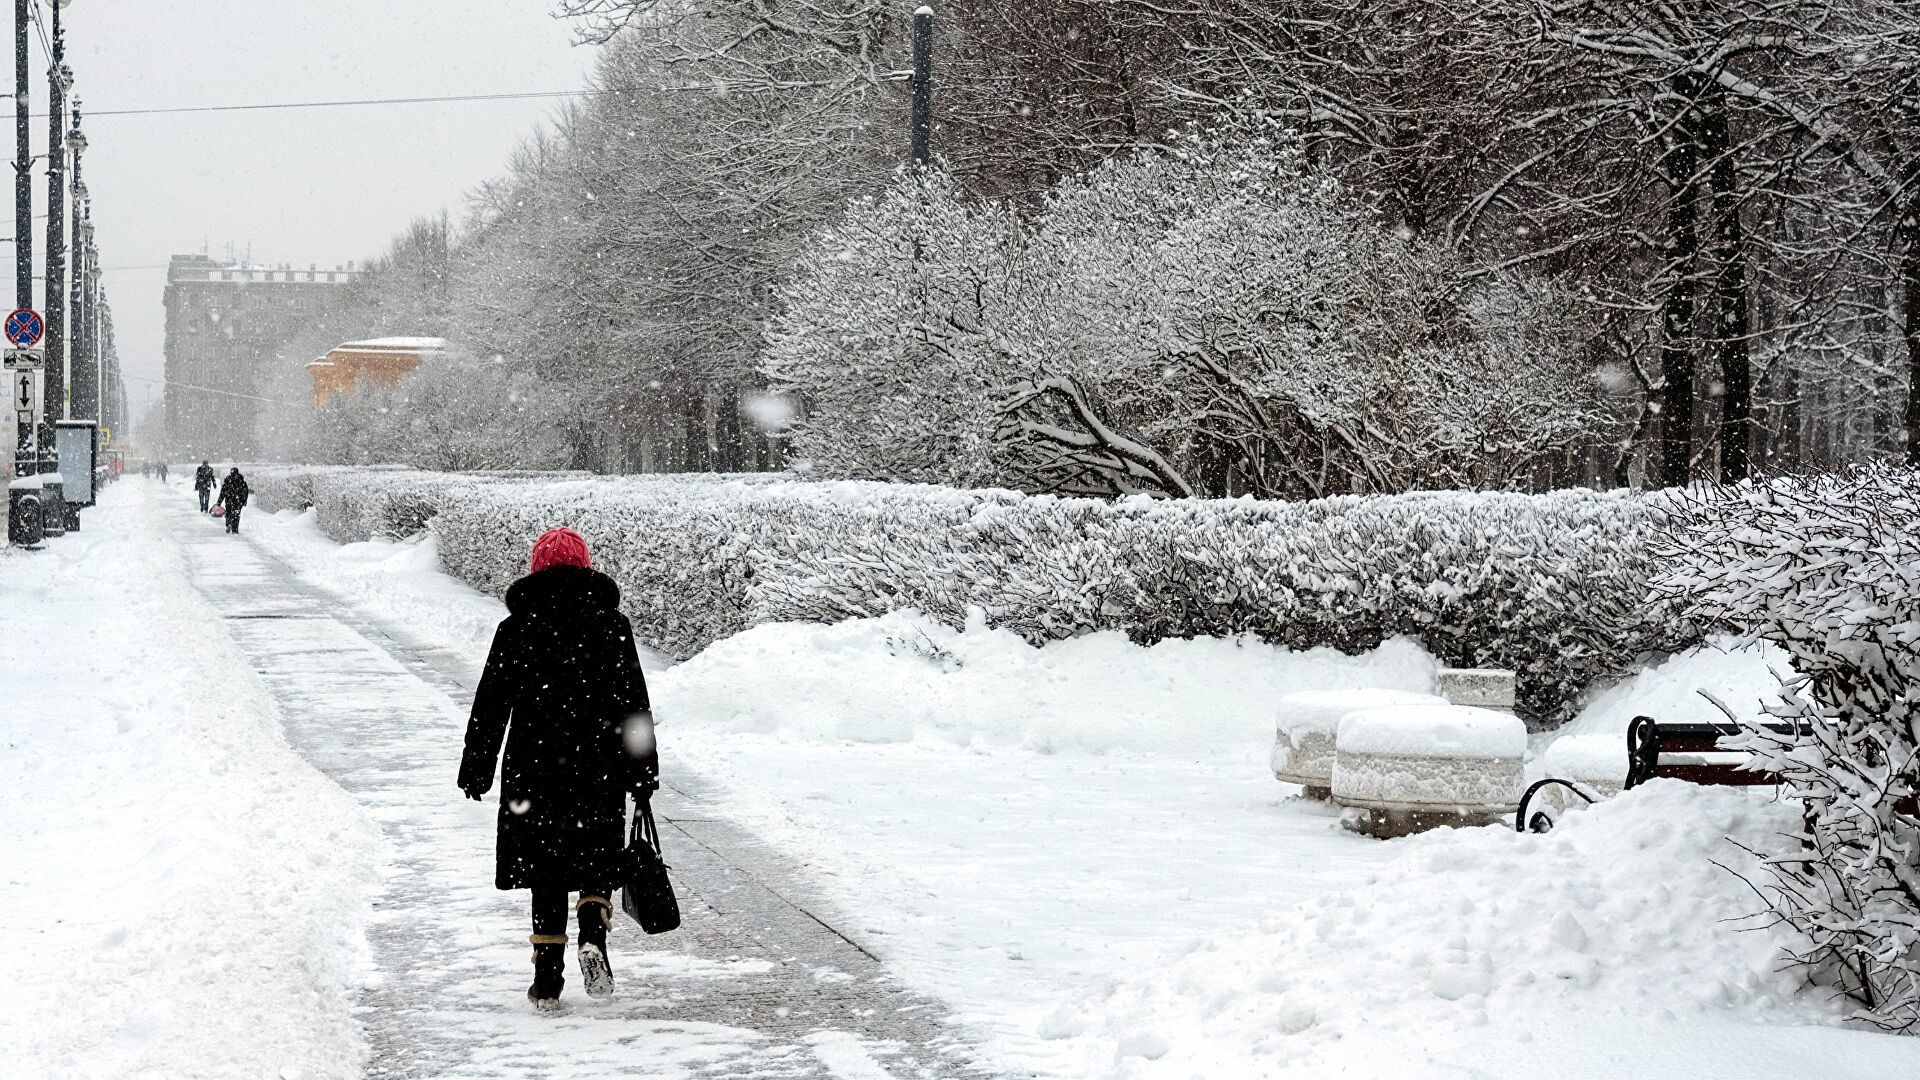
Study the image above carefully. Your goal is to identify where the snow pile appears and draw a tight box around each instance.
[655,608,1439,754]
[1276,688,1448,742]
[247,464,1675,720]
[1557,638,1788,740]
[1337,704,1527,758]
[1539,733,1629,787]
[1058,782,1906,1078]
[0,482,381,1079]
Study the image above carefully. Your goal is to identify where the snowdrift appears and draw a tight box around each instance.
[1058,782,1899,1078]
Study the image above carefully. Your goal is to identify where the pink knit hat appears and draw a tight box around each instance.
[530,528,591,574]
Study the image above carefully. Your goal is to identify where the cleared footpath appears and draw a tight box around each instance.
[165,496,1004,1080]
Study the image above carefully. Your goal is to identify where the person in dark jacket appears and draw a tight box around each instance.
[194,461,215,511]
[214,468,250,534]
[458,527,656,1012]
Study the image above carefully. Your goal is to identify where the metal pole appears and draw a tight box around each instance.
[11,0,28,477]
[69,103,87,420]
[84,223,95,428]
[43,0,65,441]
[911,7,933,169]
[13,0,28,310]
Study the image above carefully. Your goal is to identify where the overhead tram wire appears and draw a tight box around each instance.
[119,372,306,409]
[25,87,638,121]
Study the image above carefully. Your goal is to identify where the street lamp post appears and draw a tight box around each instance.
[43,0,70,448]
[69,105,89,422]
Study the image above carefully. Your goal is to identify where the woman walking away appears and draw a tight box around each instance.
[457,527,656,1012]
[214,467,250,534]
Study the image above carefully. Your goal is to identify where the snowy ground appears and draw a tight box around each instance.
[237,504,1920,1078]
[9,487,1913,1078]
[1,482,381,1078]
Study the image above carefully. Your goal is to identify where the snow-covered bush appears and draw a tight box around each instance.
[252,466,1674,721]
[768,125,1611,499]
[1653,463,1920,1030]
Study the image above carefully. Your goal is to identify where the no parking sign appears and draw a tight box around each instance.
[5,308,44,348]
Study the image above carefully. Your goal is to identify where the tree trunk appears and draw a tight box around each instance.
[1657,95,1702,488]
[1703,95,1752,482]
[1903,191,1920,467]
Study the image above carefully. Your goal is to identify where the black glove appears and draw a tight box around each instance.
[463,788,484,802]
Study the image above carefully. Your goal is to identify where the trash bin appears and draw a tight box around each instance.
[8,475,44,547]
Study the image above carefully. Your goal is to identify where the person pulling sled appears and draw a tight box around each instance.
[458,527,657,1012]
[213,467,249,534]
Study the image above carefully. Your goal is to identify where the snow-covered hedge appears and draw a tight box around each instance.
[1653,463,1920,1030]
[247,466,1677,721]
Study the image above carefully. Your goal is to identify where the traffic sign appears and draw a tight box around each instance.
[13,367,40,415]
[6,346,43,370]
[5,308,44,348]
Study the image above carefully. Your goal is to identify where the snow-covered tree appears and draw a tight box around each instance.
[1654,463,1920,1029]
[298,353,569,472]
[770,125,1610,497]
[762,170,1024,485]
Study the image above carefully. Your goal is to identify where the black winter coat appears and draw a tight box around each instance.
[458,565,654,891]
[217,471,250,509]
[194,465,215,492]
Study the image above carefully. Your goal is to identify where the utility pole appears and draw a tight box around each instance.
[911,7,933,169]
[13,0,28,311]
[44,0,68,438]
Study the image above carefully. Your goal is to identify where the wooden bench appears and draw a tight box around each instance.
[1514,715,1802,832]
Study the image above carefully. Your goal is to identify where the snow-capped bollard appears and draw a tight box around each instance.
[9,473,45,547]
[1270,688,1448,799]
[1436,667,1516,713]
[1331,704,1527,838]
[38,474,65,539]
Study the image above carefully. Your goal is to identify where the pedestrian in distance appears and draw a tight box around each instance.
[194,461,215,512]
[214,467,249,534]
[157,462,168,483]
[458,527,657,1013]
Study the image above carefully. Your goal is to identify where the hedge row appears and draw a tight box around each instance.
[250,466,1681,723]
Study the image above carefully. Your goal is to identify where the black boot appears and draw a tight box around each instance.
[527,934,567,1012]
[576,895,614,1000]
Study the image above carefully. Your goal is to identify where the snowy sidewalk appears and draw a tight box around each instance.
[160,492,998,1078]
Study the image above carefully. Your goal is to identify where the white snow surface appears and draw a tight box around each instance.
[234,500,1919,1079]
[1541,732,1630,785]
[254,507,513,678]
[1336,703,1528,759]
[1275,687,1447,740]
[1557,638,1790,740]
[657,610,1439,754]
[0,484,381,1079]
[1059,782,1918,1079]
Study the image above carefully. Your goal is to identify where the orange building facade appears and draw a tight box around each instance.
[308,337,446,408]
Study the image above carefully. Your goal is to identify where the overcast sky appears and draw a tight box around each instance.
[4,0,598,428]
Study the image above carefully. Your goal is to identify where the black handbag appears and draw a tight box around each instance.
[620,792,681,934]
